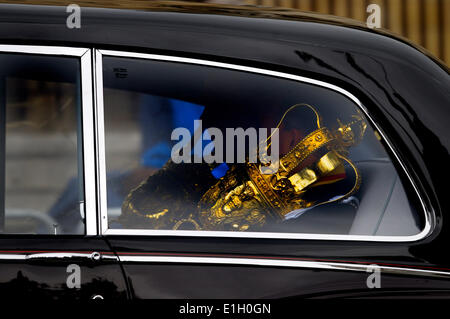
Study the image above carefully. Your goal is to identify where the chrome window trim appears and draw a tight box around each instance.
[81,50,97,236]
[94,49,108,235]
[0,45,97,236]
[0,45,88,57]
[0,252,447,279]
[95,49,433,242]
[117,255,450,279]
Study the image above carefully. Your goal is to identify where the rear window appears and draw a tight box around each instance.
[100,55,425,238]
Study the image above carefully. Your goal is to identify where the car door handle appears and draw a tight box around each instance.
[25,251,112,261]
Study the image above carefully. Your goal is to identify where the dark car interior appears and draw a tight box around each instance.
[102,56,425,236]
[0,53,425,236]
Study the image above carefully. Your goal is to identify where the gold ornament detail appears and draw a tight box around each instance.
[121,103,368,232]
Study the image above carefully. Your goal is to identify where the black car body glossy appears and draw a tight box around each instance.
[0,2,449,299]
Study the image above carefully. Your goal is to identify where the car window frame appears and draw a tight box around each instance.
[0,44,97,236]
[94,48,433,242]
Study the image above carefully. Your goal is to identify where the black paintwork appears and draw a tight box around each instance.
[0,2,449,299]
[0,237,128,300]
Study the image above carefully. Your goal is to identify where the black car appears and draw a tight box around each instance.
[0,2,449,300]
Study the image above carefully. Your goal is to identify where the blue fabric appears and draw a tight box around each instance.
[140,97,205,168]
[141,141,172,168]
[211,163,229,179]
[171,99,205,134]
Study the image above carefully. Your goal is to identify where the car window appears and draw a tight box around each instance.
[0,53,84,234]
[101,55,425,237]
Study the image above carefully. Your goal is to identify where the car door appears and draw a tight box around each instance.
[94,49,448,298]
[0,45,128,300]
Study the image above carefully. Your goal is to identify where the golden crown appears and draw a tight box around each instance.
[194,104,367,231]
[122,103,367,232]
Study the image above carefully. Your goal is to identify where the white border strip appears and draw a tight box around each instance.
[96,49,433,242]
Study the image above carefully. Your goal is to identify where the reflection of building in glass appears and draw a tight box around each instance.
[5,79,78,215]
[243,0,450,66]
[33,0,448,65]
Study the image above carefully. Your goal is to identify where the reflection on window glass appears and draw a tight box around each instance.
[0,54,84,234]
[103,57,424,236]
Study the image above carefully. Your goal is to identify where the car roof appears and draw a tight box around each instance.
[0,2,444,67]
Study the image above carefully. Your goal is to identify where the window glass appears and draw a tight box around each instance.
[103,56,424,236]
[0,53,84,234]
